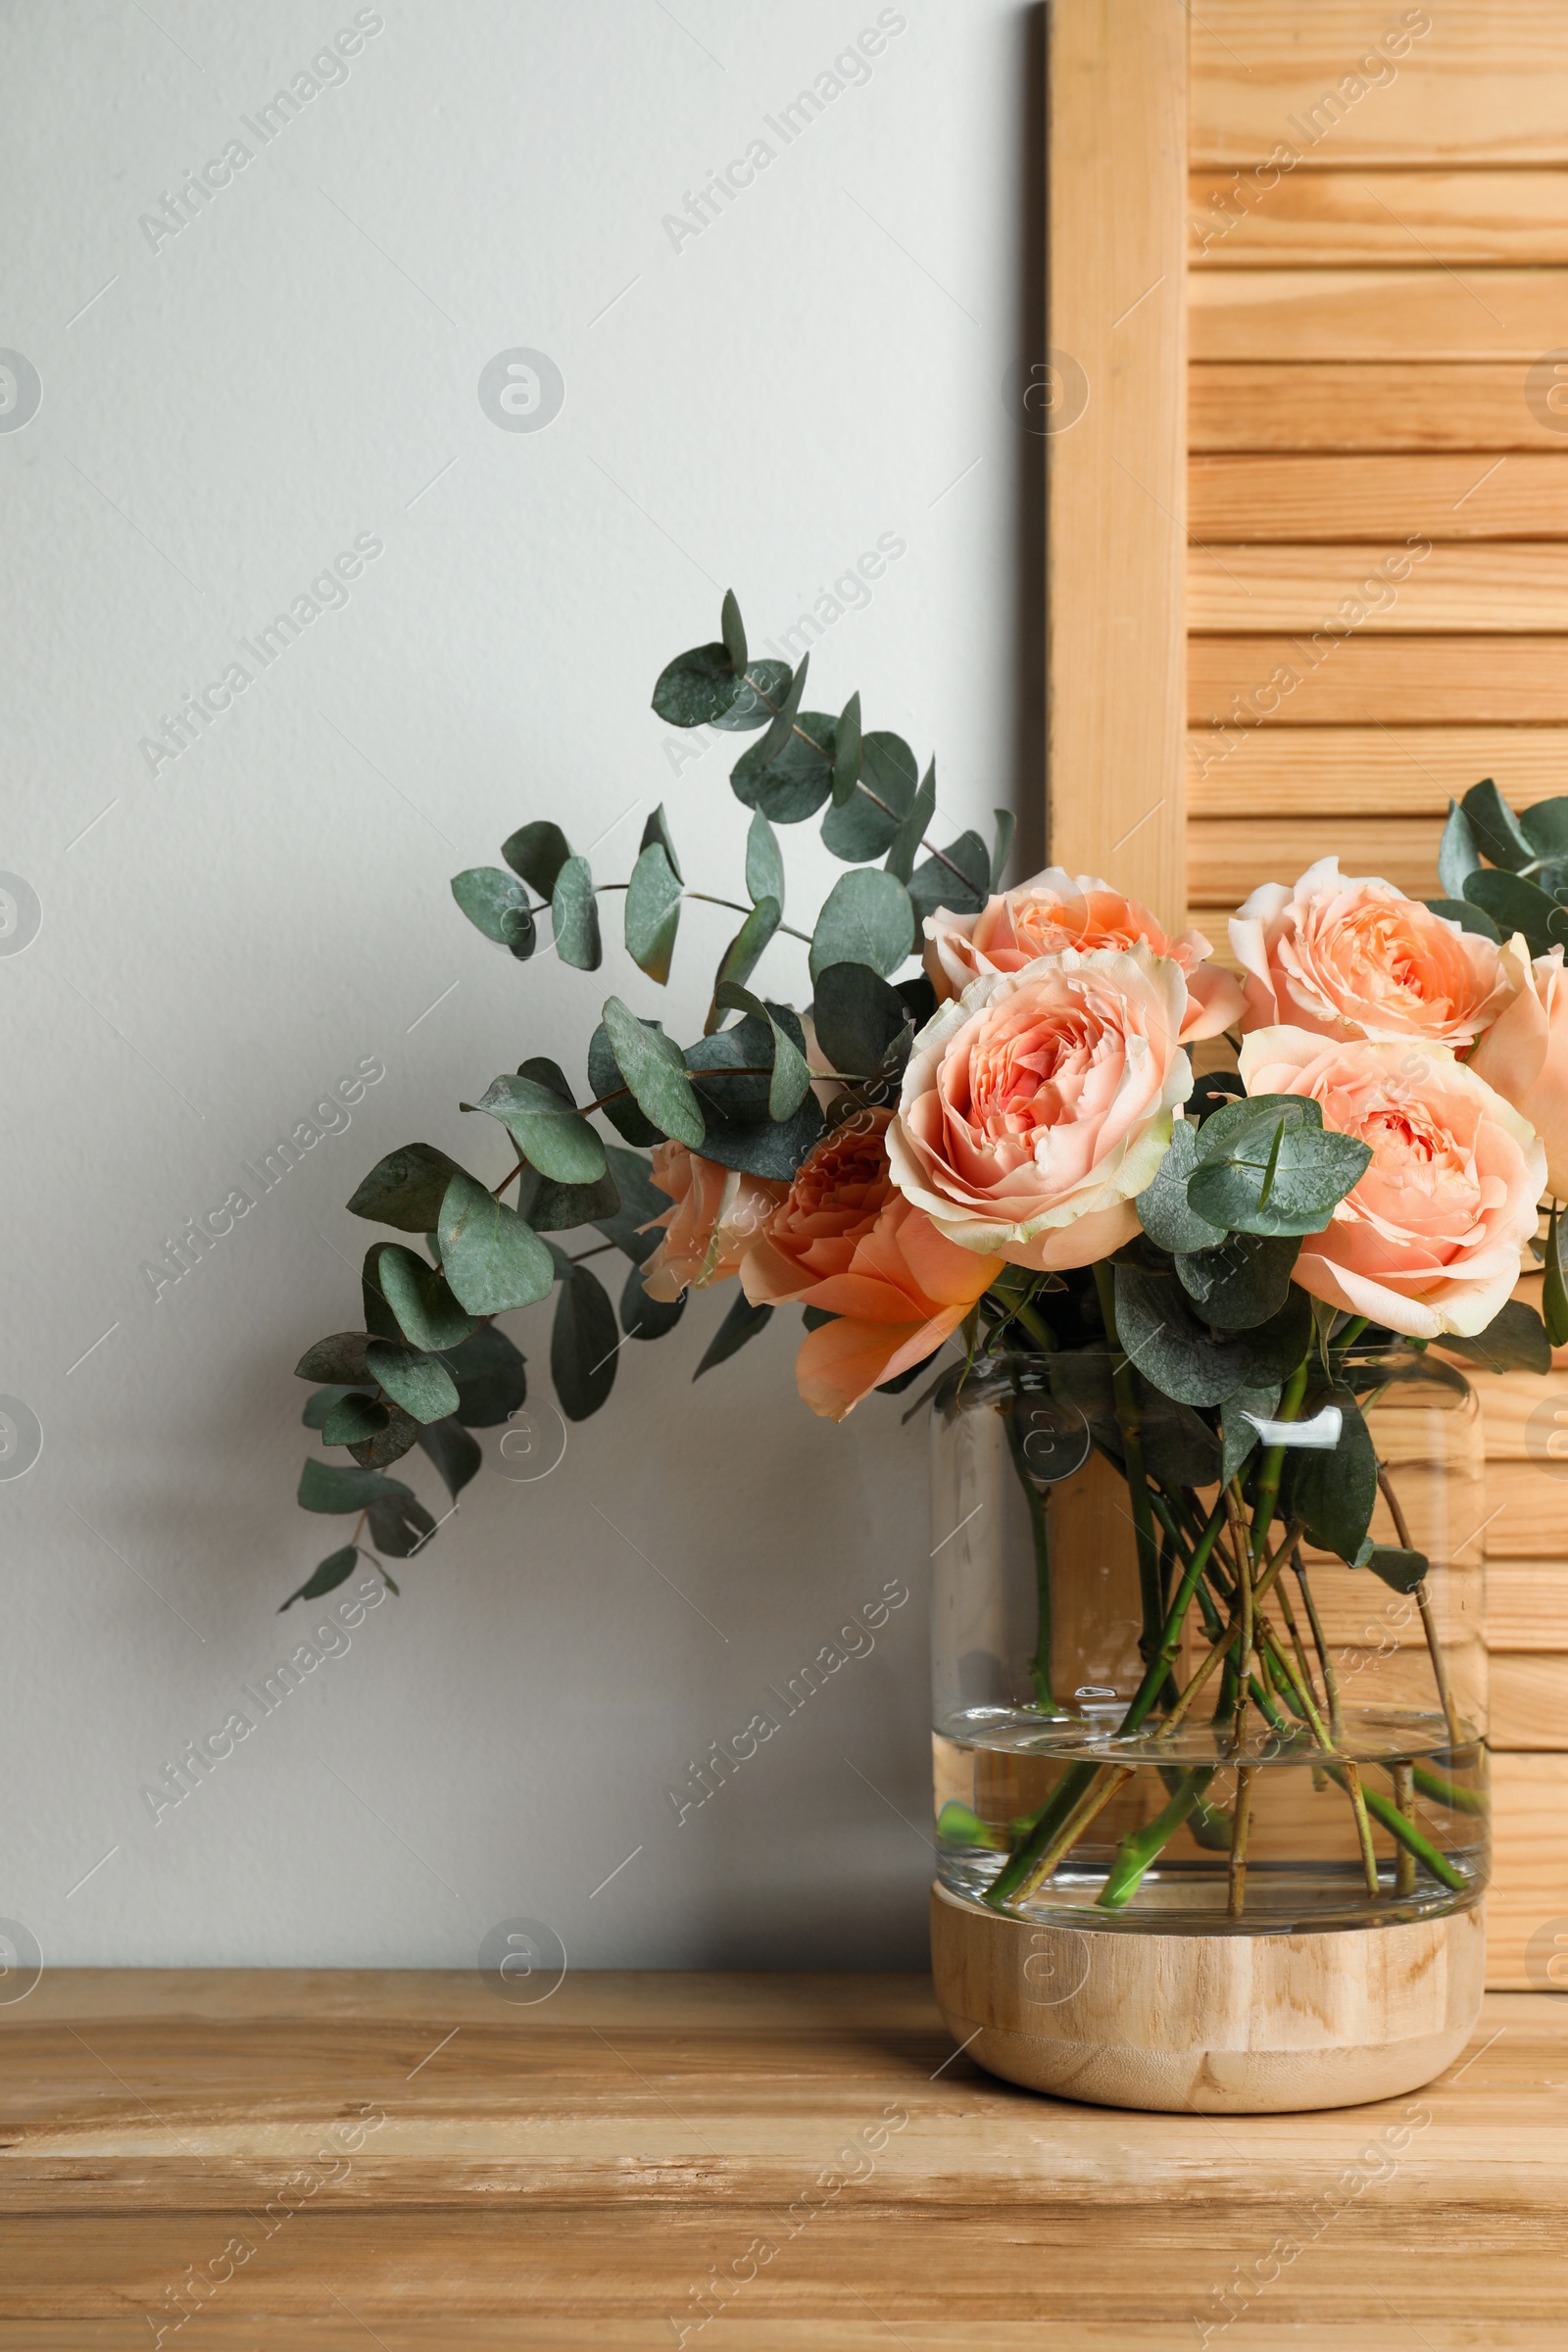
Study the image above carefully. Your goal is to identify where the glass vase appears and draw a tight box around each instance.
[929,1348,1489,1935]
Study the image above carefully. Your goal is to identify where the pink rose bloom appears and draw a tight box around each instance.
[740,1109,1001,1421]
[639,1144,787,1302]
[887,947,1193,1271]
[1469,941,1568,1200]
[924,865,1244,1044]
[1230,855,1511,1048]
[1238,1025,1544,1340]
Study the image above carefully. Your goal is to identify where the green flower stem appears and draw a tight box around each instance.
[1251,1629,1467,1893]
[1358,1777,1466,1888]
[1121,1493,1232,1734]
[1292,1548,1344,1744]
[988,1496,1227,1910]
[1412,1761,1486,1815]
[1004,1765,1134,1906]
[1413,1582,1465,1750]
[1253,1616,1379,1894]
[1004,1407,1054,1711]
[1249,1357,1311,1569]
[1102,1629,1471,1911]
[1097,1768,1216,1909]
[1228,1766,1257,1917]
[1274,1572,1327,1729]
[1152,1521,1301,1743]
[1376,1462,1465,1751]
[1093,1265,1163,1672]
[1228,1486,1256,1748]
[983,1762,1100,1908]
[1393,1762,1417,1897]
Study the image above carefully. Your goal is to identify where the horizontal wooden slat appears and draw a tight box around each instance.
[1191,169,1568,267]
[1469,1368,1568,1460]
[1192,2,1568,168]
[1488,1563,1568,1653]
[1191,454,1568,541]
[1492,1654,1568,1748]
[1191,542,1568,632]
[1186,724,1568,813]
[1487,1752,1568,1987]
[1192,362,1563,452]
[1190,636,1568,723]
[1188,814,1439,902]
[1483,1460,1568,1560]
[1193,270,1568,362]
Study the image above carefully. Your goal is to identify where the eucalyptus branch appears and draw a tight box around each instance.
[487,1065,781,1198]
[684,889,813,945]
[740,671,975,892]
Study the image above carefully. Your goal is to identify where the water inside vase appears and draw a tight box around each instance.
[934,1702,1486,1933]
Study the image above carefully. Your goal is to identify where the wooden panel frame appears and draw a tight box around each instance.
[1188,10,1568,1989]
[1046,0,1187,932]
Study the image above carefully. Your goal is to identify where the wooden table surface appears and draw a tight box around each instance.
[2,1972,1563,2349]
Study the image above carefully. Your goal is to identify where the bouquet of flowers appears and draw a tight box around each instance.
[282,594,1565,1912]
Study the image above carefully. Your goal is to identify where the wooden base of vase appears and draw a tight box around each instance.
[930,1882,1486,2113]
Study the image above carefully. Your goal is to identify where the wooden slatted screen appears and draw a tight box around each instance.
[1187,0,1568,1986]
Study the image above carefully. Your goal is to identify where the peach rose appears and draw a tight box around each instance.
[924,865,1244,1043]
[639,1144,787,1303]
[1468,941,1568,1200]
[741,1109,1001,1420]
[1230,856,1511,1048]
[887,947,1193,1271]
[1238,1025,1544,1340]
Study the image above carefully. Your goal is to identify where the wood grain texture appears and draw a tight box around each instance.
[0,1969,1560,2341]
[1187,724,1566,814]
[1191,542,1568,633]
[1191,362,1563,452]
[1492,1653,1568,1749]
[1191,170,1568,267]
[931,1889,1485,2114]
[1489,1562,1568,1653]
[1189,636,1568,724]
[1482,1460,1568,1561]
[1193,270,1568,363]
[1192,455,1568,542]
[1187,814,1439,902]
[1191,3,1568,168]
[1489,1754,1568,1984]
[1465,1366,1568,1461]
[1186,0,1568,1969]
[1045,0,1186,933]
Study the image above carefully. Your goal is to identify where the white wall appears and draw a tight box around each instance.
[1,0,1041,1970]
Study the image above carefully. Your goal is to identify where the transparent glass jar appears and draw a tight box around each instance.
[930,1348,1488,1934]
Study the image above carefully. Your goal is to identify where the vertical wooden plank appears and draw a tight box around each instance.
[1047,0,1187,932]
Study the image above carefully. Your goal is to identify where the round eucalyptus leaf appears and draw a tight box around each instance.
[365,1342,462,1426]
[712,661,793,732]
[602,996,706,1148]
[451,867,536,953]
[730,713,836,824]
[652,641,744,728]
[808,868,916,984]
